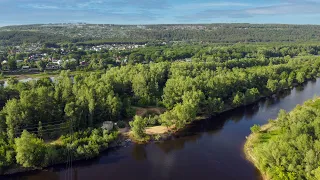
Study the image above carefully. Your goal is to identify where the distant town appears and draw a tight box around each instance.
[0,42,148,73]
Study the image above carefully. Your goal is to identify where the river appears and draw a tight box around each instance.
[3,77,55,87]
[4,78,320,180]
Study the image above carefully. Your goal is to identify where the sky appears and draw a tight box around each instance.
[1,0,320,26]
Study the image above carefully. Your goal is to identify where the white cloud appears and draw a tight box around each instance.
[177,1,320,20]
[245,3,320,15]
[29,4,58,9]
[24,0,169,11]
[76,0,103,8]
[175,2,251,10]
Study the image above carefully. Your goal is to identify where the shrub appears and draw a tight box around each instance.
[129,116,147,139]
[250,124,261,133]
[146,115,160,126]
[117,121,126,128]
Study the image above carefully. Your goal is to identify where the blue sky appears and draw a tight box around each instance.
[1,0,320,26]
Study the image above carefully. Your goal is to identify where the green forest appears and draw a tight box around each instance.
[3,23,320,46]
[246,98,320,180]
[1,43,320,174]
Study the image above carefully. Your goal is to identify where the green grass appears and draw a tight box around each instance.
[257,129,281,143]
[244,123,277,180]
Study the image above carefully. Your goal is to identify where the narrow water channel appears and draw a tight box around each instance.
[5,78,320,180]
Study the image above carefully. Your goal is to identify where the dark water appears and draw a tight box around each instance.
[4,79,320,180]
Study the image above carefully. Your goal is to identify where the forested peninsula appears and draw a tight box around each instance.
[245,98,320,180]
[2,43,320,175]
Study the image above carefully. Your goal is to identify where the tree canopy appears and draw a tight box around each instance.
[249,99,320,180]
[1,43,320,173]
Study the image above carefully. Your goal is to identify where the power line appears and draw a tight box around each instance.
[65,118,74,180]
[14,121,67,132]
[14,120,67,130]
[70,119,74,180]
[10,119,76,180]
[14,126,69,136]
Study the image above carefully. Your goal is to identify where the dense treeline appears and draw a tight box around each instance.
[0,72,120,173]
[1,71,124,140]
[0,31,83,46]
[0,128,118,172]
[3,23,320,46]
[73,43,320,66]
[248,98,320,180]
[123,43,320,64]
[1,44,320,173]
[157,57,320,129]
[75,39,148,46]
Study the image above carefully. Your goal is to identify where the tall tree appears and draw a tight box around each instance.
[36,61,47,71]
[7,60,17,71]
[15,130,47,167]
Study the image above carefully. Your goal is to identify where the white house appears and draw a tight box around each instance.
[21,66,30,70]
[101,121,113,131]
[52,60,63,65]
[66,58,77,62]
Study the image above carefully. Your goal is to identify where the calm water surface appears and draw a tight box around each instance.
[4,79,320,180]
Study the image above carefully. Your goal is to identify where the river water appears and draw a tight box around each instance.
[3,77,55,87]
[4,79,320,180]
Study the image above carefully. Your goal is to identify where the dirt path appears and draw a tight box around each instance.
[134,106,166,117]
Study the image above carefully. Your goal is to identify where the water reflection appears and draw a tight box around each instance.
[152,103,263,155]
[296,84,305,92]
[131,144,147,161]
[155,134,201,154]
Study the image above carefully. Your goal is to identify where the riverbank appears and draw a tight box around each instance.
[244,97,320,180]
[0,88,306,177]
[244,123,272,180]
[1,77,317,177]
[8,77,320,180]
[126,85,298,144]
[1,133,130,176]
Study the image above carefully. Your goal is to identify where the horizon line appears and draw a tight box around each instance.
[2,22,320,27]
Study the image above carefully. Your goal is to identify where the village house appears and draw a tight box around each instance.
[101,121,113,131]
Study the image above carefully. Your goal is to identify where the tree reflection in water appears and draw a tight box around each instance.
[131,144,147,161]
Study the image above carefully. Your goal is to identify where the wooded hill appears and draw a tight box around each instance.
[2,23,320,46]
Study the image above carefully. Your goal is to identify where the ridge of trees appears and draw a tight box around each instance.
[3,23,320,46]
